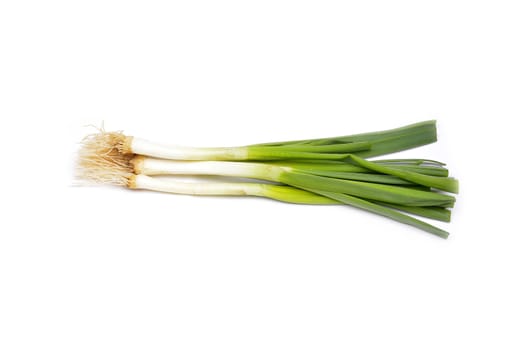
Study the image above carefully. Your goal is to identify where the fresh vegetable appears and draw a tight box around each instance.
[76,121,458,238]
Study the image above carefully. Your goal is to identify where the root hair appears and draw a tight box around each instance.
[76,126,134,186]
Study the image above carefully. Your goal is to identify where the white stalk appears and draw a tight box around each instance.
[129,137,249,160]
[130,174,265,196]
[133,157,288,182]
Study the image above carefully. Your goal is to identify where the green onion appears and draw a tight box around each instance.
[77,121,458,239]
[120,120,437,161]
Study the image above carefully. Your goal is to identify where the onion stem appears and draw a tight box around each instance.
[347,154,459,193]
[310,190,450,239]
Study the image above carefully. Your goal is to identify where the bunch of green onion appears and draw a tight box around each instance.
[77,120,458,239]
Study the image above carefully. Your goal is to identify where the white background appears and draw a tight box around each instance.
[1,1,524,349]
